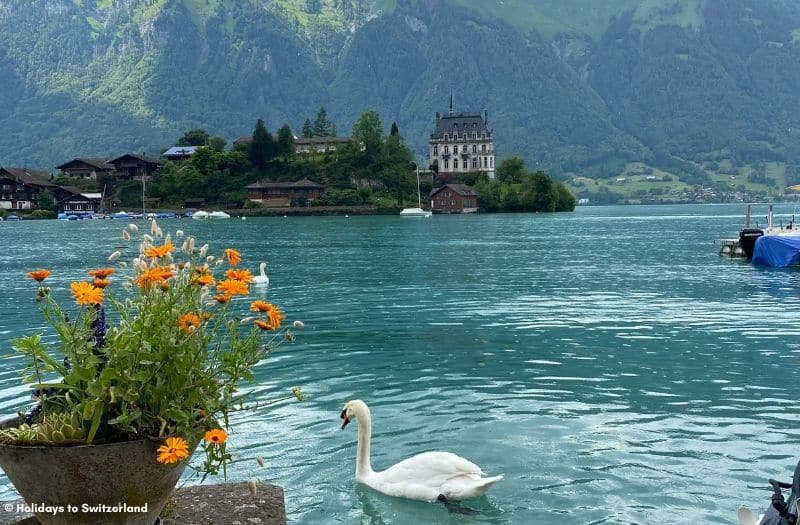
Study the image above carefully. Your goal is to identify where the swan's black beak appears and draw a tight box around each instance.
[340,408,350,430]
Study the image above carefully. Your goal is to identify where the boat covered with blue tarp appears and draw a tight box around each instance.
[752,235,800,267]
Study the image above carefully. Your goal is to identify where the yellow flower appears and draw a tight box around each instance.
[225,268,253,283]
[88,267,115,279]
[26,269,51,282]
[69,281,104,306]
[223,248,241,266]
[156,437,190,464]
[204,428,227,445]
[178,313,202,334]
[216,279,248,297]
[144,243,175,259]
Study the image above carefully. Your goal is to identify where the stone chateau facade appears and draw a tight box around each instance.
[428,98,495,179]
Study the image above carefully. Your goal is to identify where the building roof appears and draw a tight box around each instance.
[431,112,491,139]
[246,178,325,189]
[295,136,352,145]
[430,183,478,197]
[56,158,114,171]
[108,153,163,165]
[0,167,55,187]
[162,146,200,157]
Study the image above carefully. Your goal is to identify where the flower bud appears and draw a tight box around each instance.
[122,230,130,241]
[199,244,209,258]
[108,251,121,262]
[128,223,138,232]
[293,320,305,329]
[175,230,184,237]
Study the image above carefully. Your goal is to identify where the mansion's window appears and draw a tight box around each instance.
[444,145,449,154]
[433,145,438,155]
[454,158,459,169]
[444,159,449,169]
[490,157,494,167]
[483,157,487,167]
[472,158,478,168]
[472,144,477,153]
[473,132,477,139]
[444,133,449,140]
[482,144,487,153]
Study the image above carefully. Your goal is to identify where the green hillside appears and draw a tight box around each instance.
[1,0,800,203]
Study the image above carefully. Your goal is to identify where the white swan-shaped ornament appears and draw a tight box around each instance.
[340,399,502,502]
[252,262,269,286]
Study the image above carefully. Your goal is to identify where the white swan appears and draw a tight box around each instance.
[340,399,503,502]
[252,262,269,286]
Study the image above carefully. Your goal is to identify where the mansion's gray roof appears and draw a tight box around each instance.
[431,113,491,140]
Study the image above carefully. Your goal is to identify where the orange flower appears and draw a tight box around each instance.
[93,278,111,289]
[26,269,51,282]
[193,274,215,287]
[88,267,115,279]
[204,429,228,445]
[216,279,248,297]
[144,243,175,259]
[250,300,272,312]
[193,265,211,274]
[135,266,174,288]
[254,319,272,331]
[156,437,190,464]
[178,313,202,334]
[70,281,104,306]
[225,268,253,283]
[212,295,231,304]
[223,248,241,266]
[266,304,285,330]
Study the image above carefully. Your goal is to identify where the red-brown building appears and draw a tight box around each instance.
[246,178,325,207]
[55,158,114,180]
[430,183,478,214]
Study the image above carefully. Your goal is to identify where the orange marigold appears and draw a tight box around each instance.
[88,267,115,279]
[204,428,228,444]
[93,278,111,289]
[178,312,202,334]
[135,266,174,288]
[26,269,51,282]
[144,243,175,259]
[216,279,248,297]
[265,304,285,330]
[156,437,190,464]
[225,268,253,283]
[212,295,231,304]
[69,281,104,306]
[223,248,241,266]
[254,319,272,331]
[193,264,211,274]
[193,274,215,287]
[249,300,273,312]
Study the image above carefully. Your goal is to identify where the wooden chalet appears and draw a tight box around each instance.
[295,137,353,154]
[0,167,55,210]
[430,183,478,214]
[56,186,102,214]
[108,154,163,179]
[246,178,325,207]
[55,158,114,180]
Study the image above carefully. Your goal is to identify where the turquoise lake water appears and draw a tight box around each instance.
[1,203,800,524]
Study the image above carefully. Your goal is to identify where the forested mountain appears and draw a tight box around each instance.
[2,0,800,195]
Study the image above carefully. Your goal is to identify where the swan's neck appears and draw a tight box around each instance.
[355,408,374,479]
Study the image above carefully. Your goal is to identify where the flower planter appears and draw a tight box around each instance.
[0,418,195,525]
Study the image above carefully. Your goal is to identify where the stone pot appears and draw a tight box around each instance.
[0,418,196,525]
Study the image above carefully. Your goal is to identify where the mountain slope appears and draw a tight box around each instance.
[0,0,798,192]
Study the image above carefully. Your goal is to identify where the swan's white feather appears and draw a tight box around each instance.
[343,400,502,502]
[253,262,269,286]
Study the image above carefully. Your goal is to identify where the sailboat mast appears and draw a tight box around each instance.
[416,164,422,208]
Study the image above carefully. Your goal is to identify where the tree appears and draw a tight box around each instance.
[390,122,399,137]
[351,110,383,160]
[301,119,313,139]
[277,124,296,157]
[313,107,331,137]
[208,136,226,152]
[177,129,210,147]
[248,119,275,169]
[496,156,525,184]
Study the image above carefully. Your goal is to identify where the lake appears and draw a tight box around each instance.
[1,203,799,524]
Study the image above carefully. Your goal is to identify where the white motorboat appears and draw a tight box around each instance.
[191,210,209,220]
[209,211,231,219]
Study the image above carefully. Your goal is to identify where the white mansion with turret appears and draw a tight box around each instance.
[428,99,495,179]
